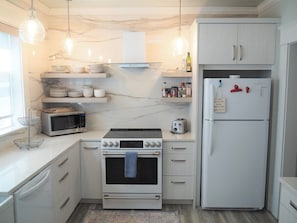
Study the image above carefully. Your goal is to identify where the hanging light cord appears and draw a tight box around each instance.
[178,0,182,35]
[30,0,34,17]
[67,0,71,37]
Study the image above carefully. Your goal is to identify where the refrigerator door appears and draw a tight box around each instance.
[201,120,268,209]
[203,78,271,120]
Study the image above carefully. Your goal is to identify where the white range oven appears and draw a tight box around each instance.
[101,128,162,209]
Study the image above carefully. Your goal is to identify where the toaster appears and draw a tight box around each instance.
[171,118,187,134]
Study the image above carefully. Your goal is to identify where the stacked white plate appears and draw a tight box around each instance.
[68,90,83,98]
[49,87,68,97]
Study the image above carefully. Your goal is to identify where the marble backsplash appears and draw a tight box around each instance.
[40,15,193,131]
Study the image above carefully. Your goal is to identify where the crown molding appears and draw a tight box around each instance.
[48,6,258,17]
[257,0,280,15]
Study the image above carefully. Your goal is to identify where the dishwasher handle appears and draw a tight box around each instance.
[19,169,51,200]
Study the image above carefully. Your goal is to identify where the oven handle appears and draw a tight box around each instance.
[102,151,161,156]
[103,194,161,200]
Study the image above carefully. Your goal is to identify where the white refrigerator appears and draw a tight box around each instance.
[201,77,271,209]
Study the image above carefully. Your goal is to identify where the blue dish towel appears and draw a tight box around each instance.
[124,151,137,178]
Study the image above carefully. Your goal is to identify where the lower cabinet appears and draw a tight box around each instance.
[162,141,194,202]
[80,141,102,200]
[52,143,80,223]
[279,178,297,223]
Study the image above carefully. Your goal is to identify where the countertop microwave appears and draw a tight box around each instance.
[41,111,86,136]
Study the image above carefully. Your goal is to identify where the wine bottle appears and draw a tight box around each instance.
[186,52,192,72]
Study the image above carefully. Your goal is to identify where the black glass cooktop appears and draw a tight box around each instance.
[103,128,162,138]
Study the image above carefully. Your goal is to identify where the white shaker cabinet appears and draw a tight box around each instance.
[279,178,297,223]
[52,143,80,223]
[198,19,277,65]
[163,141,194,201]
[80,141,102,200]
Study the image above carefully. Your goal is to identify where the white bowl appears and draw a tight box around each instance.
[94,89,105,97]
[51,65,69,72]
[83,88,93,97]
[88,64,103,73]
[70,66,85,73]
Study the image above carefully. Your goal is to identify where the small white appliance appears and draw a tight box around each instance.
[201,77,271,209]
[41,110,86,136]
[171,118,187,134]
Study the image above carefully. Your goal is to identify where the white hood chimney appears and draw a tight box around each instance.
[121,32,148,68]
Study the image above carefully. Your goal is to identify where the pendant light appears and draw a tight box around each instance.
[64,0,73,54]
[172,0,188,57]
[19,0,45,44]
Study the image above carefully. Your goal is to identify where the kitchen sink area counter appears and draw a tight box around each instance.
[162,131,195,142]
[0,131,107,195]
[0,130,195,195]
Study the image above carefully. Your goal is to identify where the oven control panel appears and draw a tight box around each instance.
[101,139,162,149]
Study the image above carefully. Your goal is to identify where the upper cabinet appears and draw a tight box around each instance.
[198,19,278,65]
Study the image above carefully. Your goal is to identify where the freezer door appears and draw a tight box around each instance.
[201,120,268,209]
[203,78,271,120]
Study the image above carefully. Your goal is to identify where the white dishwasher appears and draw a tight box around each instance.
[0,195,14,223]
[14,166,53,223]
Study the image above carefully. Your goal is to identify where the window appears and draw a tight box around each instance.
[0,30,24,134]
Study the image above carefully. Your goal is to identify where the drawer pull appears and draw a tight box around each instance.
[59,172,69,183]
[58,158,69,167]
[171,147,186,150]
[171,159,186,162]
[290,200,297,211]
[60,197,70,210]
[171,181,186,184]
[83,146,98,150]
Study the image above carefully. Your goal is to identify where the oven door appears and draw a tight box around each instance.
[101,149,162,194]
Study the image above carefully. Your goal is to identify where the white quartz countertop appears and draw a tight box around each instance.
[0,130,194,195]
[280,177,297,193]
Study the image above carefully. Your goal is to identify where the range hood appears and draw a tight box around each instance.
[120,32,149,68]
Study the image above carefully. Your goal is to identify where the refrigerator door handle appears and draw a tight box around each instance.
[209,84,215,121]
[208,120,214,156]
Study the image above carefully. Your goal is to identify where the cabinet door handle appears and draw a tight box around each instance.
[58,157,69,167]
[60,197,70,210]
[239,45,243,61]
[59,172,69,183]
[83,146,98,150]
[290,200,297,211]
[171,159,186,162]
[171,181,186,184]
[171,147,186,150]
[232,45,236,61]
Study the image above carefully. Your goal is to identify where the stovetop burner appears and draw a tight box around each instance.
[103,128,162,139]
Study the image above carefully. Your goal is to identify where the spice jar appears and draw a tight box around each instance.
[170,86,178,97]
[186,82,192,97]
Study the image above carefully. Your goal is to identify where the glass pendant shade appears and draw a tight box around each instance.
[19,9,45,44]
[64,36,73,54]
[172,0,187,57]
[64,0,73,55]
[172,34,188,56]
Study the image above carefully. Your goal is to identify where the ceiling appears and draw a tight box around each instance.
[37,0,265,8]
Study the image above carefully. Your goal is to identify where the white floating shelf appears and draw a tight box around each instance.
[161,97,192,103]
[41,72,109,78]
[42,96,111,103]
[162,71,192,77]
